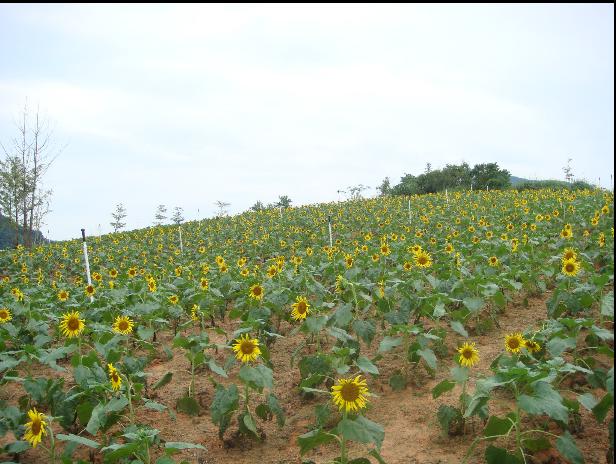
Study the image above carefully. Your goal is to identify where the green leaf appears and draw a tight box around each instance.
[210,384,239,438]
[85,403,105,435]
[354,356,379,375]
[242,412,258,435]
[482,416,513,440]
[377,336,401,353]
[56,433,100,449]
[463,296,484,313]
[267,393,285,427]
[164,442,206,451]
[239,364,274,392]
[137,326,155,341]
[437,404,463,435]
[546,337,576,357]
[207,360,227,378]
[577,393,598,411]
[176,396,200,416]
[432,380,455,399]
[303,315,328,334]
[334,303,353,328]
[601,292,614,318]
[105,396,129,413]
[522,436,551,452]
[450,320,468,338]
[591,393,613,423]
[485,445,522,464]
[337,416,385,449]
[368,449,389,464]
[555,432,584,464]
[451,366,470,384]
[518,382,568,423]
[152,372,173,390]
[417,348,437,370]
[297,428,335,455]
[389,373,407,391]
[352,320,376,344]
[144,400,167,412]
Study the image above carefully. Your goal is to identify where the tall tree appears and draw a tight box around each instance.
[154,204,167,225]
[110,203,127,232]
[171,206,184,225]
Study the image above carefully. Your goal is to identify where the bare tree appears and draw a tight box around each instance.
[563,158,574,183]
[154,204,167,225]
[214,200,230,217]
[110,203,127,232]
[171,206,184,225]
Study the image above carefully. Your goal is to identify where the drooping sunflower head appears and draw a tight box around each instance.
[23,408,47,448]
[523,339,541,353]
[291,296,310,321]
[112,315,134,335]
[505,333,525,354]
[457,342,479,368]
[59,311,85,338]
[249,284,264,301]
[561,259,580,277]
[0,307,12,324]
[344,254,354,268]
[108,363,122,391]
[232,334,261,363]
[331,375,369,413]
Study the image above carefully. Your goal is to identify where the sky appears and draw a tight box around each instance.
[0,4,613,241]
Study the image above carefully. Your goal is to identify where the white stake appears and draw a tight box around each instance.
[81,229,94,302]
[328,215,333,248]
[279,206,283,218]
[445,188,449,204]
[179,225,183,253]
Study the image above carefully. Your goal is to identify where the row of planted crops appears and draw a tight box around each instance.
[0,188,613,464]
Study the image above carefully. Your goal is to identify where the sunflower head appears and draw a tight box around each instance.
[112,315,134,335]
[108,363,122,391]
[58,290,69,302]
[232,334,261,363]
[59,311,85,338]
[331,375,369,413]
[84,284,96,297]
[23,408,47,448]
[505,333,525,354]
[457,342,479,367]
[414,250,432,268]
[561,259,580,277]
[291,296,310,321]
[249,284,264,301]
[488,256,499,267]
[523,339,541,353]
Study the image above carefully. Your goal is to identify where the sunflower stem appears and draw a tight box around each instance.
[48,418,56,464]
[340,409,348,464]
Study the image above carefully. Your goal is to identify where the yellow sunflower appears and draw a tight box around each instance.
[331,375,369,413]
[23,408,47,448]
[457,342,479,367]
[249,284,264,301]
[524,339,541,353]
[232,334,261,363]
[0,307,12,324]
[200,278,209,290]
[414,250,433,268]
[112,315,134,335]
[59,311,85,338]
[108,363,122,391]
[562,248,577,262]
[291,296,310,321]
[488,256,499,267]
[168,294,179,305]
[505,333,525,354]
[561,259,580,277]
[84,284,96,297]
[57,290,69,302]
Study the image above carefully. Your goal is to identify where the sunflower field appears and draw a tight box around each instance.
[0,188,613,464]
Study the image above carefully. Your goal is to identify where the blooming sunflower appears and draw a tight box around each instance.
[505,333,525,353]
[403,261,412,272]
[200,278,209,290]
[562,248,577,262]
[112,315,134,335]
[108,363,122,391]
[561,259,580,277]
[0,307,12,324]
[57,290,69,302]
[232,334,261,363]
[457,342,479,367]
[291,296,310,321]
[59,311,85,338]
[488,256,499,267]
[524,339,541,353]
[23,408,47,448]
[168,294,179,305]
[344,254,354,268]
[84,284,96,297]
[414,250,433,268]
[249,284,264,301]
[331,375,369,413]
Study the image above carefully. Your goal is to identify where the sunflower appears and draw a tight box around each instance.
[57,290,69,302]
[266,265,278,278]
[291,296,310,321]
[331,375,369,413]
[505,333,525,353]
[371,253,380,262]
[147,280,157,292]
[249,283,264,301]
[457,342,479,367]
[403,261,412,272]
[59,311,85,338]
[108,363,122,391]
[219,263,229,273]
[0,307,12,324]
[127,267,137,278]
[344,254,354,268]
[524,339,541,353]
[23,408,47,448]
[488,256,499,267]
[200,278,209,291]
[84,284,96,297]
[562,259,580,277]
[562,248,577,262]
[232,334,261,363]
[191,304,200,322]
[560,228,572,239]
[168,294,179,305]
[112,315,134,335]
[414,250,433,268]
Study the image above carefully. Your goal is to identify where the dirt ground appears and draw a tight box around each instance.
[1,292,612,464]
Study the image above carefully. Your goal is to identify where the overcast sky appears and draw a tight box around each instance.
[0,4,613,241]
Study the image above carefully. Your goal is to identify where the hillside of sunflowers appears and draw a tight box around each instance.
[0,188,613,464]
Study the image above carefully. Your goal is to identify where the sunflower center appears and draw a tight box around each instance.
[0,310,8,319]
[462,348,474,359]
[240,340,256,355]
[508,338,520,350]
[418,256,427,265]
[565,263,575,273]
[340,382,360,402]
[118,320,129,331]
[112,372,119,382]
[252,286,262,296]
[67,317,80,331]
[297,302,307,314]
[31,418,41,435]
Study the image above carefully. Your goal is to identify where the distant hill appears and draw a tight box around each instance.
[0,214,47,249]
[510,175,531,185]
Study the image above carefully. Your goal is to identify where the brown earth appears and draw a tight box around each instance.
[1,292,612,464]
